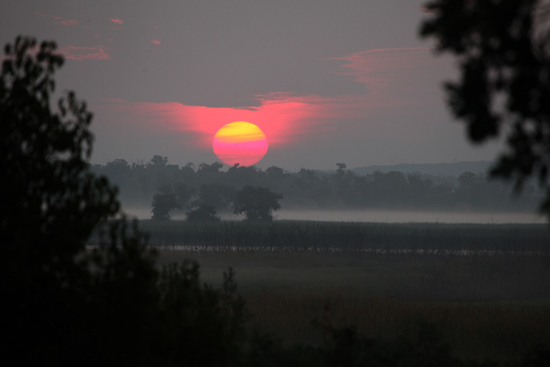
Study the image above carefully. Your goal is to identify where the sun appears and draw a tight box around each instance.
[213,121,268,166]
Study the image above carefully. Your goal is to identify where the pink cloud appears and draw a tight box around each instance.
[151,40,161,45]
[333,47,447,106]
[59,45,111,61]
[56,19,80,26]
[100,47,454,149]
[110,18,123,24]
[102,92,343,148]
[335,47,432,82]
[35,11,88,28]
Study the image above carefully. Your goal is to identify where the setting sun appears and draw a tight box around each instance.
[213,121,268,166]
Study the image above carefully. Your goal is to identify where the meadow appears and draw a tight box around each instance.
[143,220,550,362]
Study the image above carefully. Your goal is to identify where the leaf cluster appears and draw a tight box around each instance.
[420,0,550,217]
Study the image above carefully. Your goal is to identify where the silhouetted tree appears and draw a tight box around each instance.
[225,163,264,187]
[175,162,196,184]
[185,204,221,222]
[234,185,283,222]
[420,0,550,217]
[195,183,236,212]
[0,36,251,366]
[266,165,285,176]
[0,35,156,365]
[151,192,179,220]
[406,173,435,206]
[336,162,347,174]
[149,154,169,167]
[174,182,197,209]
[196,161,224,184]
[370,171,408,207]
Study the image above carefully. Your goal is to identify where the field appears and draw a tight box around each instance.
[141,220,550,362]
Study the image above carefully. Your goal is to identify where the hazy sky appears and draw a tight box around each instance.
[1,0,502,170]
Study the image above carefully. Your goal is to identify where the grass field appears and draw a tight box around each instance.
[146,220,550,362]
[140,219,550,252]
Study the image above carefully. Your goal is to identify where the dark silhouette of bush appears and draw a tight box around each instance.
[186,204,221,222]
[174,182,197,209]
[193,183,236,212]
[0,35,248,367]
[234,185,283,222]
[151,192,179,220]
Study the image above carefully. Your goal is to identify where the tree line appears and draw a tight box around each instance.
[92,157,540,214]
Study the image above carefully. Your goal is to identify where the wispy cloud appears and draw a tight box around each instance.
[333,47,443,106]
[56,19,80,26]
[102,93,338,148]
[101,47,451,148]
[151,40,161,45]
[110,18,123,24]
[59,45,111,61]
[35,11,84,28]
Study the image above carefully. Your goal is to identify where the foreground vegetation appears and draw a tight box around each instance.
[156,249,550,363]
[150,220,550,363]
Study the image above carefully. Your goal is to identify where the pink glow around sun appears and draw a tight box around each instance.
[213,121,268,166]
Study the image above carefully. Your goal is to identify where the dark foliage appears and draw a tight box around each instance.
[151,192,179,221]
[0,35,247,367]
[234,185,283,222]
[174,182,197,209]
[93,160,540,213]
[420,0,550,218]
[186,204,221,222]
[194,183,236,212]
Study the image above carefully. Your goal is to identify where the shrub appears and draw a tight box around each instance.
[186,204,221,223]
[234,185,283,222]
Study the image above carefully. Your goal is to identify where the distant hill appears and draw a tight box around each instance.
[350,160,494,177]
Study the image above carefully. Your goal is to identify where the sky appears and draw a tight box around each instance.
[1,0,502,170]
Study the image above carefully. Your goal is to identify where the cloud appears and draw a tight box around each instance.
[110,18,123,24]
[333,47,449,106]
[151,40,161,45]
[59,45,111,61]
[102,92,339,148]
[35,11,85,27]
[99,47,453,149]
[335,47,432,84]
[56,19,80,26]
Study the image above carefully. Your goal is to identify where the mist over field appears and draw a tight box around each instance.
[123,206,544,224]
[97,156,543,225]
